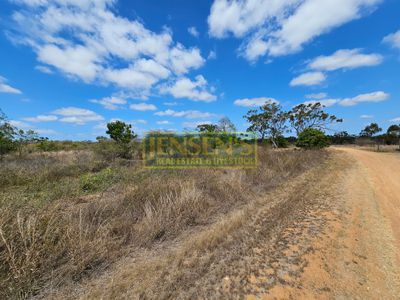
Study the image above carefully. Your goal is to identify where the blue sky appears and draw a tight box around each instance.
[0,0,399,140]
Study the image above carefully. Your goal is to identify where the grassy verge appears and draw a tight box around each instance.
[0,148,328,299]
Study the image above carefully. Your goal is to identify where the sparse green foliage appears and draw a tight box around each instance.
[80,167,116,192]
[106,121,137,144]
[197,124,218,133]
[360,123,382,137]
[217,117,237,133]
[386,124,400,150]
[245,102,288,148]
[296,128,330,149]
[105,121,137,159]
[289,103,342,136]
[0,110,16,159]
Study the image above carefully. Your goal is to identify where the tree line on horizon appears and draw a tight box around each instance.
[1,103,400,160]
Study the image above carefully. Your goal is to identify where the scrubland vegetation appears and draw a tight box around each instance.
[0,102,399,299]
[0,143,328,299]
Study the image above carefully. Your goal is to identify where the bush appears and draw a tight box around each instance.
[296,128,330,149]
[80,168,116,192]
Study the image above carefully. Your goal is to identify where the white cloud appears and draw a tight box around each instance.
[339,91,389,106]
[35,128,58,135]
[208,0,382,61]
[290,72,326,86]
[35,65,53,74]
[305,93,327,99]
[129,103,157,111]
[156,120,172,125]
[9,0,209,96]
[155,109,216,119]
[90,97,127,110]
[0,76,22,94]
[188,26,199,38]
[304,99,338,107]
[360,115,374,119]
[160,75,216,102]
[182,120,212,128]
[9,120,32,129]
[208,50,217,60]
[23,115,58,122]
[234,97,278,107]
[131,119,147,125]
[52,106,104,125]
[390,117,400,122]
[308,49,383,71]
[383,30,400,49]
[163,101,179,106]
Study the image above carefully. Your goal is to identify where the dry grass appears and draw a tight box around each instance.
[0,147,328,299]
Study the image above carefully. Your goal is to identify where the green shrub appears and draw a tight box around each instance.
[80,168,116,192]
[296,128,330,149]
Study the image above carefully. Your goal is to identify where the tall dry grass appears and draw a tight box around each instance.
[0,147,328,299]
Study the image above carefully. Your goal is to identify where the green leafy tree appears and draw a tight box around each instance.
[387,124,400,150]
[15,129,39,156]
[245,102,288,148]
[105,121,137,158]
[196,124,218,133]
[296,128,330,149]
[289,102,342,136]
[0,110,16,160]
[360,123,382,137]
[217,117,237,133]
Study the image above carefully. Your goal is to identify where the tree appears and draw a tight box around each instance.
[106,121,137,144]
[0,109,16,160]
[196,124,218,133]
[217,117,236,133]
[296,128,330,149]
[360,123,383,151]
[289,102,342,136]
[15,129,38,156]
[360,123,382,137]
[387,124,400,150]
[330,131,356,145]
[245,102,288,148]
[105,121,137,158]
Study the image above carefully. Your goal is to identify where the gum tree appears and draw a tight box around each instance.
[289,102,342,136]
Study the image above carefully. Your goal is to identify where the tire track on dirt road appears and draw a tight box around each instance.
[265,148,400,299]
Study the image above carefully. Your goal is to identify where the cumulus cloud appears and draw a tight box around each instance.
[129,103,157,111]
[292,49,382,88]
[208,0,382,61]
[305,93,327,99]
[9,0,210,97]
[160,75,216,102]
[390,117,400,122]
[301,91,389,107]
[23,115,58,122]
[35,65,53,74]
[290,72,326,86]
[182,120,212,128]
[308,49,383,71]
[156,120,172,125]
[90,97,127,110]
[188,26,199,37]
[155,109,216,119]
[383,30,400,49]
[0,76,22,94]
[52,107,104,125]
[234,97,278,107]
[339,91,389,106]
[360,115,374,119]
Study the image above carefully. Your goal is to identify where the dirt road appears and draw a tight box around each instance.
[56,148,400,299]
[265,148,400,299]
